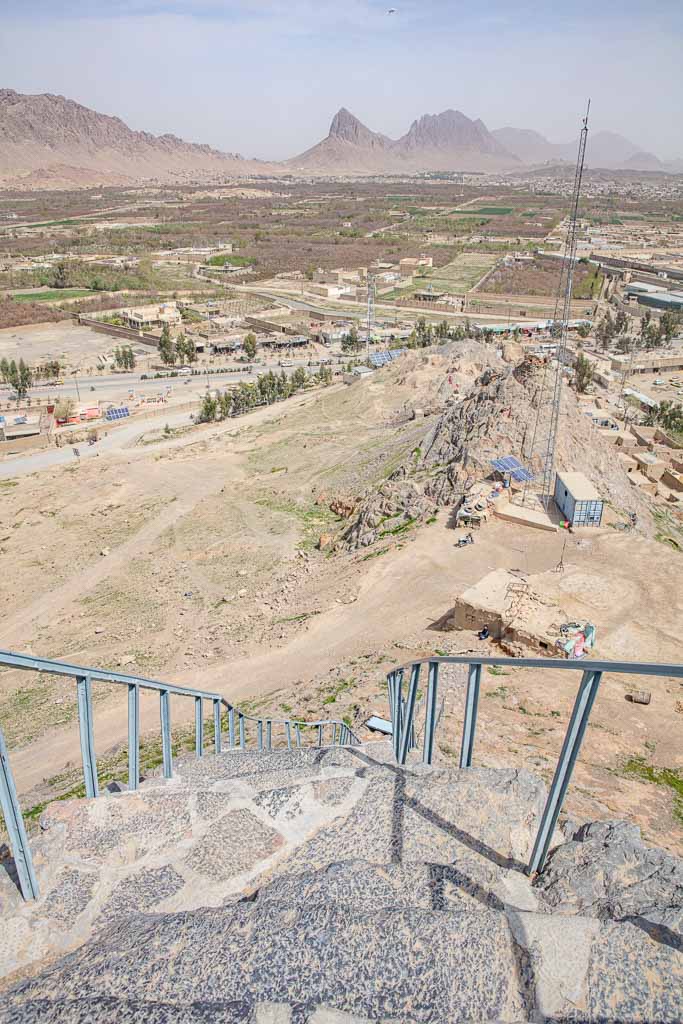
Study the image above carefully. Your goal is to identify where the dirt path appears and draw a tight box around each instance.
[8,519,566,792]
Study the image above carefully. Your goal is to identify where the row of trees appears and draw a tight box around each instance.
[645,400,683,438]
[594,309,682,353]
[158,326,199,367]
[0,357,33,397]
[341,318,473,354]
[198,366,332,423]
[113,346,136,370]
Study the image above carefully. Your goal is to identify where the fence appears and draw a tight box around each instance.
[386,655,683,875]
[0,649,360,901]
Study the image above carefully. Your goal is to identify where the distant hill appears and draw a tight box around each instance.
[492,125,675,172]
[288,107,520,174]
[0,88,679,187]
[0,88,273,188]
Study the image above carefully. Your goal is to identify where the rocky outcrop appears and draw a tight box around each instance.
[535,819,683,947]
[341,355,651,550]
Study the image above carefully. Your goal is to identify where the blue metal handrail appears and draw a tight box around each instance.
[387,655,683,876]
[0,649,361,901]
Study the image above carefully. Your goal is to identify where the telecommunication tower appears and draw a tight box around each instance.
[523,102,590,507]
[366,273,376,361]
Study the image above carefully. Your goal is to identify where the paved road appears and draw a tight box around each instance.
[0,407,196,480]
[1,356,340,406]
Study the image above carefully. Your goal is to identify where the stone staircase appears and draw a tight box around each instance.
[1,741,681,1023]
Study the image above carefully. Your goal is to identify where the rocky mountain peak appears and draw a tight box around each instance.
[328,108,389,149]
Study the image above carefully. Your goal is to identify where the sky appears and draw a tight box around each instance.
[2,0,683,160]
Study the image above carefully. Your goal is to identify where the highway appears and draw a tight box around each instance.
[1,356,338,406]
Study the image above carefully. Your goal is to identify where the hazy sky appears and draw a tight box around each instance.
[3,1,682,160]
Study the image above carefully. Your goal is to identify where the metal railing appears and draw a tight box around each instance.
[0,649,361,901]
[387,655,683,876]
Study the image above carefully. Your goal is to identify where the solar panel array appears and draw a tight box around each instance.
[369,348,408,369]
[105,406,131,422]
[490,455,534,483]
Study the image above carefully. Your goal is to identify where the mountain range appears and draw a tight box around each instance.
[0,89,681,188]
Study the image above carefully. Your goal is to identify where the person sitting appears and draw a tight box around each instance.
[478,624,490,641]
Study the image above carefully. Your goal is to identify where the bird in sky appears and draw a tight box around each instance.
[387,8,397,14]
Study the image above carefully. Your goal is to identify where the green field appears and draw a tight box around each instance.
[470,206,513,216]
[12,289,94,302]
[207,254,255,268]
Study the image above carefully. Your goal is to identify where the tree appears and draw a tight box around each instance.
[114,346,123,369]
[574,353,594,394]
[645,400,683,437]
[52,261,71,289]
[7,358,33,397]
[614,309,629,335]
[291,367,307,391]
[660,311,682,344]
[123,346,136,370]
[577,322,591,340]
[198,394,218,422]
[158,324,176,366]
[596,311,616,351]
[342,326,361,352]
[55,397,76,421]
[0,357,8,383]
[184,335,197,364]
[243,332,257,360]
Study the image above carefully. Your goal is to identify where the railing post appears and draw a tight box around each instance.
[295,723,302,748]
[460,663,482,768]
[228,706,235,748]
[423,661,440,766]
[195,696,203,758]
[387,671,396,727]
[285,721,292,750]
[213,699,222,754]
[127,683,140,791]
[239,713,245,750]
[527,670,603,876]
[398,663,420,765]
[77,674,99,798]
[332,723,338,746]
[391,669,404,761]
[257,720,263,751]
[0,728,39,901]
[266,720,272,751]
[160,689,172,779]
[318,723,323,747]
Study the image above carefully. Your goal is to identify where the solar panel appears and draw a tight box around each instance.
[105,406,131,422]
[490,455,534,483]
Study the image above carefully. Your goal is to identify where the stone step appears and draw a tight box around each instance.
[245,858,521,915]
[0,997,514,1024]
[5,900,680,1023]
[277,766,547,876]
[0,763,372,982]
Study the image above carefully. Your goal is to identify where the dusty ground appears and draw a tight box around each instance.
[0,349,681,854]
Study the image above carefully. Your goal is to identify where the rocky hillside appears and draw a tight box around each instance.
[0,89,272,188]
[342,355,649,550]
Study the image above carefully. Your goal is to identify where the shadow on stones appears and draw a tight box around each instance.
[0,845,22,898]
[623,914,682,953]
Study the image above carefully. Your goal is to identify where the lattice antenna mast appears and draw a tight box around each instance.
[539,101,590,504]
[366,274,375,361]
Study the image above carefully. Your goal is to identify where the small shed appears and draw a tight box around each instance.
[554,472,603,527]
